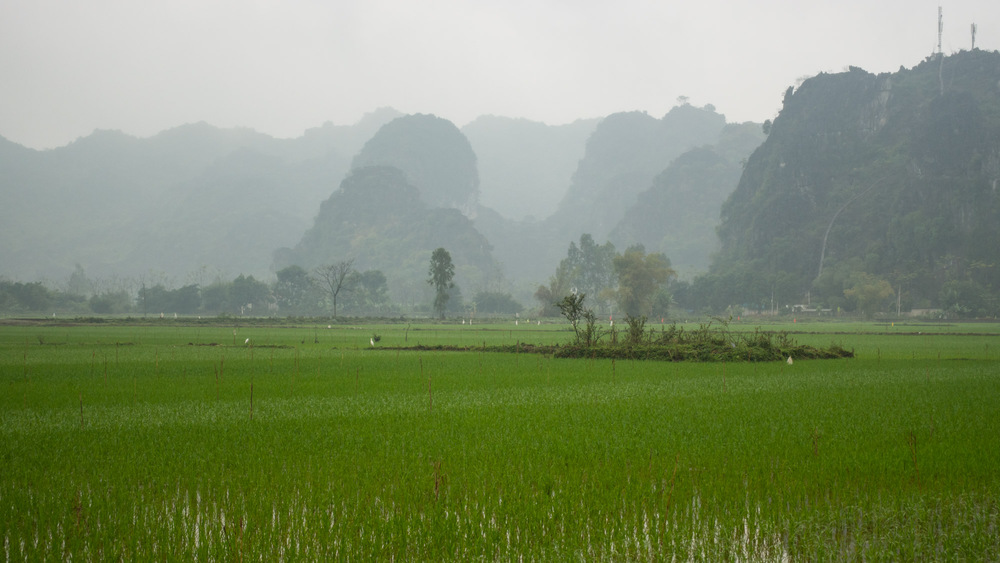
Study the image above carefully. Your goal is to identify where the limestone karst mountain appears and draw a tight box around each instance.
[350,114,480,216]
[707,50,1000,314]
[277,165,497,305]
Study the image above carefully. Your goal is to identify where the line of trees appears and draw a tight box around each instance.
[535,234,676,320]
[0,263,392,317]
[12,238,983,319]
[0,251,529,318]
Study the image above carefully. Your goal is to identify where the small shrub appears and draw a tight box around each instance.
[623,314,647,346]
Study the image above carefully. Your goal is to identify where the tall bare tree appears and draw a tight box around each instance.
[314,259,355,318]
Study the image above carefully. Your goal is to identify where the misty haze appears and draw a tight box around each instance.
[3,2,1000,559]
[4,2,1000,320]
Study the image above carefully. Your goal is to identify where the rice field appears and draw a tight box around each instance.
[1,318,999,560]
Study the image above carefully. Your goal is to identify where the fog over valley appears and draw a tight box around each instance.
[6,6,1000,560]
[3,1,1000,319]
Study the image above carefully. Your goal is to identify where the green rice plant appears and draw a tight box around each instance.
[0,321,998,559]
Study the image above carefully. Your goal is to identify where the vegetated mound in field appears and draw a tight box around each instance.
[547,341,851,361]
[396,324,853,362]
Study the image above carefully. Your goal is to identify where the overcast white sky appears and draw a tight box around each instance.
[1,0,997,150]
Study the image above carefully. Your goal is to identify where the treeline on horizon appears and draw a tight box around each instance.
[3,230,995,320]
[0,265,523,318]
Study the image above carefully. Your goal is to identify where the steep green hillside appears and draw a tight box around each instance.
[550,104,727,239]
[710,50,1000,315]
[610,122,764,277]
[278,166,497,304]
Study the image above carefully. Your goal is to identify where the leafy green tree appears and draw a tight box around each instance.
[811,257,864,311]
[556,292,587,341]
[579,309,604,347]
[138,284,200,315]
[231,274,271,316]
[534,260,574,317]
[427,248,455,319]
[539,235,616,318]
[138,284,171,314]
[346,269,390,314]
[172,285,201,314]
[563,234,617,300]
[649,288,674,319]
[89,290,132,314]
[623,314,647,345]
[67,264,93,297]
[445,284,465,315]
[843,273,894,319]
[1,281,53,312]
[613,245,676,317]
[274,265,316,313]
[939,279,994,318]
[474,291,523,315]
[200,282,230,314]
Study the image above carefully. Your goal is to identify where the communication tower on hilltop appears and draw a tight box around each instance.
[971,23,977,50]
[937,6,944,56]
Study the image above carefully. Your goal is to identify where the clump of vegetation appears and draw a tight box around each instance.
[553,319,852,361]
[556,297,851,361]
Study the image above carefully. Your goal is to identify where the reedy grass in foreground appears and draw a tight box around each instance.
[1,321,999,559]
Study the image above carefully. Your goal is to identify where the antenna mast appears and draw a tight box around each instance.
[971,23,977,50]
[937,7,945,96]
[937,6,944,55]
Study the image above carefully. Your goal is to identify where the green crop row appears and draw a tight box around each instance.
[1,320,998,559]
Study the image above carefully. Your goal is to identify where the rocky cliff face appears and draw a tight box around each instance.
[710,50,1000,312]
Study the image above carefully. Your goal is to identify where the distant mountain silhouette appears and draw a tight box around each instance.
[351,114,480,216]
[0,110,400,281]
[462,115,598,221]
[477,104,741,283]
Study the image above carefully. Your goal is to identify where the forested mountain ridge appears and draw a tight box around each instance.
[708,50,1000,315]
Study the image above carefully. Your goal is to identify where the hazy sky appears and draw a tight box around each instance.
[2,0,997,150]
